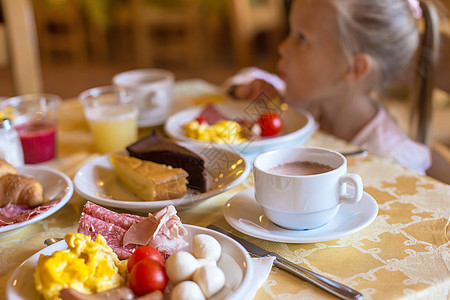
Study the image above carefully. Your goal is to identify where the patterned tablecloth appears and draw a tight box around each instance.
[1,80,449,300]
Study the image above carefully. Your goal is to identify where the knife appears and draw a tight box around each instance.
[207,224,363,300]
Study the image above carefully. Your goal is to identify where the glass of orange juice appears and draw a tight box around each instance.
[79,86,138,153]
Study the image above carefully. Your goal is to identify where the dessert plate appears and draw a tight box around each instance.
[164,101,316,156]
[0,165,74,235]
[74,143,251,213]
[224,188,378,243]
[6,224,254,300]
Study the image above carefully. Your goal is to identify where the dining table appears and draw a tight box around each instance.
[1,79,449,300]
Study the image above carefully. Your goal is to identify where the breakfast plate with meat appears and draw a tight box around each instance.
[0,161,74,235]
[73,140,251,213]
[6,203,254,300]
[164,101,316,156]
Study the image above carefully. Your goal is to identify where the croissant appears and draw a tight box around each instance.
[0,158,17,177]
[0,173,44,208]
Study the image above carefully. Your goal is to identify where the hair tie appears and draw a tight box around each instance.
[407,0,422,19]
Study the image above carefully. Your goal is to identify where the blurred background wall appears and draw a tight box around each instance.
[0,0,292,98]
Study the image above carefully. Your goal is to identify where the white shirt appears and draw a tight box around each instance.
[351,105,431,174]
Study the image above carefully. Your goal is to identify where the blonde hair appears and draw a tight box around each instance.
[330,0,441,144]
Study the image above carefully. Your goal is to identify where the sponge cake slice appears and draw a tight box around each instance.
[110,154,188,201]
[126,132,207,192]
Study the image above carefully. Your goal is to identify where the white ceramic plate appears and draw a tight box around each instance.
[164,102,315,156]
[73,143,251,213]
[224,188,378,243]
[0,165,74,235]
[6,224,254,300]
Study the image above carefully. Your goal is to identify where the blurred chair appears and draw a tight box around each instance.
[0,22,7,67]
[83,0,116,62]
[423,27,450,184]
[32,0,87,63]
[426,142,450,184]
[107,1,134,62]
[1,0,43,94]
[435,29,450,93]
[131,0,203,67]
[227,0,287,68]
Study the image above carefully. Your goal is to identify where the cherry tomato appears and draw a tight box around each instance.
[127,245,164,272]
[195,116,209,124]
[257,112,282,136]
[129,258,168,296]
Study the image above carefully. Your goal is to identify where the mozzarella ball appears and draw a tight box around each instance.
[166,251,200,283]
[196,258,216,268]
[192,234,221,261]
[171,281,205,300]
[193,265,225,298]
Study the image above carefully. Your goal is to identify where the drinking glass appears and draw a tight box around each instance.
[79,86,138,154]
[0,94,61,164]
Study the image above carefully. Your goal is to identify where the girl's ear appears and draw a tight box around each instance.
[345,53,372,82]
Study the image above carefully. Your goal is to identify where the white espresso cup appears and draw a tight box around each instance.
[113,69,174,127]
[253,147,363,230]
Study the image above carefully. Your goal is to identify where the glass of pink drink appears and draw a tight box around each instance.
[0,94,61,164]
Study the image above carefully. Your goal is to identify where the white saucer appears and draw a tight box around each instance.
[223,188,378,243]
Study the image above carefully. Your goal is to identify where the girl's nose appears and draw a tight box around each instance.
[278,37,288,57]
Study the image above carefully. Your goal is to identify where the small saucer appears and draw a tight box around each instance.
[223,188,378,243]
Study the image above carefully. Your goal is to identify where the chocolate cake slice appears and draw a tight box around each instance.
[126,132,207,192]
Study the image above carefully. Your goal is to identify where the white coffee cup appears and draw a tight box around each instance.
[113,69,174,127]
[253,147,363,230]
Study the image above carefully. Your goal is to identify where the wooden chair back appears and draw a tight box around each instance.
[1,0,43,94]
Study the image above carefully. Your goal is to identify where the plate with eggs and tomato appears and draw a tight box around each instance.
[164,101,316,159]
[6,225,254,300]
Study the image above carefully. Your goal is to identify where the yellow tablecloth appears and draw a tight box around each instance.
[1,82,449,300]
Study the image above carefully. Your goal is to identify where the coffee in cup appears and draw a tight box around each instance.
[253,147,363,230]
[267,161,334,176]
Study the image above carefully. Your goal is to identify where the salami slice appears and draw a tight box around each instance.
[0,199,62,226]
[82,201,144,230]
[78,202,144,260]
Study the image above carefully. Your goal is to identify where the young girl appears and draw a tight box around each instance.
[224,0,441,174]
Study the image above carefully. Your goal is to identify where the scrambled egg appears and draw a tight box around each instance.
[34,233,127,300]
[184,120,247,144]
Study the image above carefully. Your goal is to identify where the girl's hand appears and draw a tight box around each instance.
[228,79,281,101]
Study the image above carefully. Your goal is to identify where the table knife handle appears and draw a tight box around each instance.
[272,255,363,300]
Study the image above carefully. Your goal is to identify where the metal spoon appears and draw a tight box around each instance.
[341,149,368,157]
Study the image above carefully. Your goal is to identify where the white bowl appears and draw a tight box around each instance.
[6,224,254,300]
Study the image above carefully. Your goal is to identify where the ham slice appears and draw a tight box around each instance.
[123,205,188,257]
[0,199,62,226]
[197,104,228,124]
[77,202,188,260]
